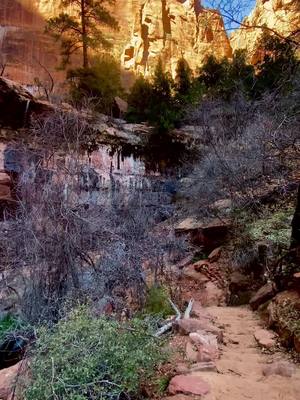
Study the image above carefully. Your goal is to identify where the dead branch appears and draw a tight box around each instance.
[184,298,194,319]
[154,298,194,337]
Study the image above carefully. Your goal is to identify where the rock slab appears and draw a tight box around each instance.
[168,374,210,396]
[254,329,276,349]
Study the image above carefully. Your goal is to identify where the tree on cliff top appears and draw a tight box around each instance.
[46,0,118,68]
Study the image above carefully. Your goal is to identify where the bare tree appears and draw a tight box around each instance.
[0,110,183,322]
[205,0,300,46]
[182,82,300,215]
[33,57,55,101]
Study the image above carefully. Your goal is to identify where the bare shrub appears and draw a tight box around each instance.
[182,86,300,215]
[0,113,183,323]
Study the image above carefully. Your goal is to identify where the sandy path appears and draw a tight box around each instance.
[188,306,300,400]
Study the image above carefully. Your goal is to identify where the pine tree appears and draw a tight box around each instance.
[46,0,118,68]
[175,57,192,97]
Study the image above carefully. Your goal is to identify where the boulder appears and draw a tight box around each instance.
[0,172,11,186]
[176,319,222,341]
[0,361,22,400]
[185,341,198,362]
[262,361,295,378]
[249,283,276,310]
[0,77,54,129]
[202,281,226,307]
[265,290,300,350]
[0,184,11,199]
[197,343,219,362]
[190,301,214,322]
[168,374,210,396]
[0,336,28,370]
[254,329,276,349]
[210,198,232,213]
[229,271,254,306]
[229,271,252,292]
[189,332,220,362]
[175,217,231,251]
[182,265,210,284]
[175,318,209,335]
[174,254,195,270]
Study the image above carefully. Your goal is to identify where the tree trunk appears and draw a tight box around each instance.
[291,184,300,260]
[81,0,88,68]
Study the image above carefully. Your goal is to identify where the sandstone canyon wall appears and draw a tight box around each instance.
[1,0,233,86]
[0,0,64,87]
[122,0,232,77]
[1,0,298,88]
[231,0,300,62]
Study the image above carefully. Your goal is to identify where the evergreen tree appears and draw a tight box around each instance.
[175,57,192,97]
[254,32,298,96]
[197,55,229,91]
[150,59,178,132]
[46,0,118,68]
[127,76,153,122]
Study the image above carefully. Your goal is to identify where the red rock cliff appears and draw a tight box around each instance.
[0,0,64,86]
[230,0,300,62]
[122,0,232,77]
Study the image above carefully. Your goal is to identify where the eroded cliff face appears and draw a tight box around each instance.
[0,0,144,86]
[0,0,64,86]
[230,0,300,62]
[122,0,232,77]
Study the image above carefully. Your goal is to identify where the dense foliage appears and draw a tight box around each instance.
[68,55,122,114]
[24,307,167,400]
[127,33,298,131]
[127,59,179,132]
[197,50,255,99]
[254,32,299,96]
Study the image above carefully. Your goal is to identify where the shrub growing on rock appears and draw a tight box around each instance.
[24,307,167,400]
[68,55,123,114]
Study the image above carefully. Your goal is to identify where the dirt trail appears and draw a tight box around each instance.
[186,305,300,400]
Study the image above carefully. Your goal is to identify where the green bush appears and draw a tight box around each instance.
[68,55,122,114]
[0,314,25,341]
[24,307,167,400]
[127,76,153,122]
[144,285,173,318]
[127,59,180,132]
[248,209,294,248]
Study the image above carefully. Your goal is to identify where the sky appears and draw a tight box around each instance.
[203,0,256,31]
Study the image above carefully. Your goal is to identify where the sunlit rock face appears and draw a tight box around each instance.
[0,0,63,86]
[0,0,232,85]
[122,0,232,77]
[230,0,300,62]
